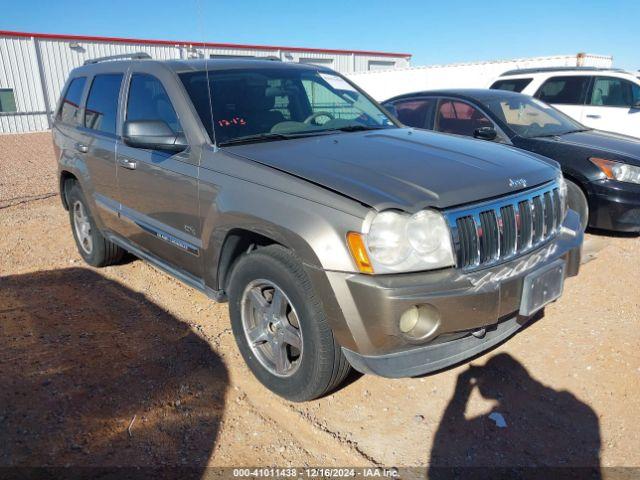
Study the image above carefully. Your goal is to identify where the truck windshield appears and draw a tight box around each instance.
[485,96,587,138]
[180,67,396,145]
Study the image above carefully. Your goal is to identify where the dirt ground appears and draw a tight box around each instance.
[1,132,639,474]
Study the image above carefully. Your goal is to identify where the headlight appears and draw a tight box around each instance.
[590,157,640,185]
[366,211,412,265]
[556,172,568,218]
[350,209,455,274]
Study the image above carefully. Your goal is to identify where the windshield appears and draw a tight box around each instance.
[180,66,396,145]
[484,96,586,138]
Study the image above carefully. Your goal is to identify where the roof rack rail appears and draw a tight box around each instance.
[84,52,152,65]
[500,66,626,77]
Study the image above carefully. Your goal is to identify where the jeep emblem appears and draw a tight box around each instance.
[508,178,527,189]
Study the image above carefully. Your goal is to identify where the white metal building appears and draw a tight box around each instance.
[0,30,412,133]
[347,53,614,101]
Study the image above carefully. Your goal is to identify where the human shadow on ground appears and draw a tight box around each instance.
[429,353,601,479]
[0,268,228,478]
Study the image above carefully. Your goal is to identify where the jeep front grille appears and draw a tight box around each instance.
[445,181,562,271]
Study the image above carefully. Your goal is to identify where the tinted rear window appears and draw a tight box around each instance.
[59,77,86,124]
[535,76,590,105]
[84,74,123,135]
[388,98,436,128]
[490,78,533,93]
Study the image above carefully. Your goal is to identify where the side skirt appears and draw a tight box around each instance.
[107,233,227,303]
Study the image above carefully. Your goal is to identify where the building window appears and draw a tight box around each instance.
[0,88,17,113]
[368,60,395,72]
[210,54,254,59]
[299,58,334,67]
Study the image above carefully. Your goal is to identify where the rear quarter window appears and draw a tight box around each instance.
[490,78,533,93]
[58,77,87,124]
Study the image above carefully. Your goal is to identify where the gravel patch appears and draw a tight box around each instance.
[0,132,57,208]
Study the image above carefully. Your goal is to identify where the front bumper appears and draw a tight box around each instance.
[319,210,583,378]
[588,179,640,232]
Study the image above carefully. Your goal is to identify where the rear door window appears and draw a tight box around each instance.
[84,74,123,135]
[534,76,590,105]
[389,98,436,129]
[589,76,636,107]
[435,100,493,137]
[59,77,86,124]
[490,78,533,93]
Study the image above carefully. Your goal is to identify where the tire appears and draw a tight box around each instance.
[565,179,589,232]
[227,245,351,401]
[66,182,124,267]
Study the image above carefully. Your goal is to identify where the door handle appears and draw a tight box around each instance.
[119,158,137,170]
[74,143,88,153]
[586,114,601,119]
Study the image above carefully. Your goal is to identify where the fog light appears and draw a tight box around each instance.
[399,304,441,340]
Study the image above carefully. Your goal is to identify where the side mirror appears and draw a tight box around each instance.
[473,126,498,141]
[383,103,399,119]
[123,120,187,152]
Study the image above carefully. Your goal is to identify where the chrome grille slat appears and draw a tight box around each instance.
[552,188,562,230]
[472,214,482,267]
[445,181,562,272]
[499,204,516,257]
[544,191,554,235]
[519,200,533,250]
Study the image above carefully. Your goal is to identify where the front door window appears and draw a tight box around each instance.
[436,100,493,137]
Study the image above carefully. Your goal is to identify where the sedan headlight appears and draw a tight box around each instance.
[348,209,455,274]
[590,157,640,185]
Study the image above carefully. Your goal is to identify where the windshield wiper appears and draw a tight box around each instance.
[325,125,392,133]
[218,125,393,146]
[218,132,298,147]
[532,128,592,139]
[218,129,343,146]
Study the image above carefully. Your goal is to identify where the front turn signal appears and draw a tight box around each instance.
[346,232,374,274]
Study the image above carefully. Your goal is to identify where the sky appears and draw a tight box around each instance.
[1,0,638,71]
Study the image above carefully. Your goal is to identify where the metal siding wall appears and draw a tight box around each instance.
[38,39,182,114]
[354,55,409,72]
[0,36,48,133]
[348,54,615,101]
[0,33,410,133]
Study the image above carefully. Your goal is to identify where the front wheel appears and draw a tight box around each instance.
[227,245,351,401]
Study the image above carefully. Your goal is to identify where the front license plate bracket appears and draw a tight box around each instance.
[519,259,566,317]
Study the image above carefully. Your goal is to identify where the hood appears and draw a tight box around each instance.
[224,128,556,211]
[540,130,640,166]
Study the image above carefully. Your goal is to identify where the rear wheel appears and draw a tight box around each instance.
[66,182,124,267]
[227,245,351,401]
[565,179,589,232]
